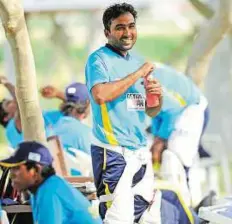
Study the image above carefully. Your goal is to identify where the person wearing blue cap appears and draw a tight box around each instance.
[40,83,92,176]
[51,82,92,155]
[0,141,102,224]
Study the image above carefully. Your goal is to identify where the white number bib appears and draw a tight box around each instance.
[126,93,145,111]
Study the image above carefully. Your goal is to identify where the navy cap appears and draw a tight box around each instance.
[0,141,53,168]
[65,82,89,104]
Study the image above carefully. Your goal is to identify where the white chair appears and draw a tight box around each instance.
[64,147,93,177]
[199,134,232,196]
[199,198,232,224]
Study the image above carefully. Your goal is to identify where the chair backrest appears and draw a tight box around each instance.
[64,147,93,177]
[47,135,68,176]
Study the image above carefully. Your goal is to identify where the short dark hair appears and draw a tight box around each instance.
[0,99,9,127]
[25,161,56,179]
[103,3,138,31]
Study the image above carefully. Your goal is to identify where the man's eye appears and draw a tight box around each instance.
[116,27,124,31]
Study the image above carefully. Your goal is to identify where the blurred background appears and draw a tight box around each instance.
[0,0,231,195]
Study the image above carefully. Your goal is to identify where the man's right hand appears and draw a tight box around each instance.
[40,85,59,98]
[138,62,155,77]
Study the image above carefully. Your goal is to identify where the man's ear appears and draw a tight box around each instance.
[29,164,41,176]
[104,29,110,38]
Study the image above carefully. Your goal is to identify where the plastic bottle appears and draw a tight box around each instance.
[144,74,160,108]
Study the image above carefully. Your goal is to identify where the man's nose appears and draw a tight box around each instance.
[123,27,131,37]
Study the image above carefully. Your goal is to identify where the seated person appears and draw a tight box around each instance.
[0,141,102,224]
[0,76,63,148]
[155,179,201,224]
[41,83,92,176]
[150,63,209,206]
[52,82,91,155]
[5,110,55,149]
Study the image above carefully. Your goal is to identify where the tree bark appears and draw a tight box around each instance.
[186,0,231,88]
[189,0,214,19]
[0,0,46,144]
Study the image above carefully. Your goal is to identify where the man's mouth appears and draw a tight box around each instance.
[121,38,132,44]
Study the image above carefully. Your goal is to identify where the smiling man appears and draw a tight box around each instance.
[85,3,163,224]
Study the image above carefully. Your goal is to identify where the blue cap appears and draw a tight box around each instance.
[65,82,89,104]
[0,141,53,167]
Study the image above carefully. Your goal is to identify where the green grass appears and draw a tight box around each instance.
[135,35,191,62]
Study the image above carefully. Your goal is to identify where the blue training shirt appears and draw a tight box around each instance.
[43,110,63,125]
[5,110,62,149]
[151,63,203,139]
[85,46,148,150]
[30,175,102,224]
[53,116,91,155]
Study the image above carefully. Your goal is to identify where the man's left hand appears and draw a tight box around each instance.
[145,78,162,96]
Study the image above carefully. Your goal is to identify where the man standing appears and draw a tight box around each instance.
[0,141,102,224]
[85,3,162,223]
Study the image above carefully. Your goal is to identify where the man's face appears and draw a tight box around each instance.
[10,164,38,191]
[105,12,137,54]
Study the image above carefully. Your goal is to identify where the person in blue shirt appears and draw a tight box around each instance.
[150,63,209,167]
[0,76,63,148]
[51,82,91,155]
[150,63,209,206]
[40,83,92,176]
[0,141,102,224]
[85,3,163,223]
[5,110,57,149]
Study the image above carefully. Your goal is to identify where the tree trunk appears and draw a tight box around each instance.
[186,0,231,88]
[0,0,46,144]
[189,0,214,19]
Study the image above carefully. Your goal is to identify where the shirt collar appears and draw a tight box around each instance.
[105,44,130,60]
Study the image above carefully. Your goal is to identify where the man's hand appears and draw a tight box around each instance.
[145,78,163,117]
[150,137,166,164]
[40,85,59,98]
[145,78,162,96]
[138,62,154,77]
[40,85,66,101]
[0,76,8,85]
